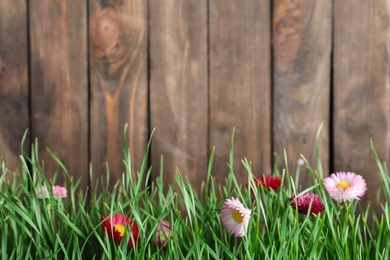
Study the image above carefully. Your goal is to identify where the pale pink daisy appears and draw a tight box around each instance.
[323,172,367,202]
[154,220,171,249]
[220,197,251,237]
[36,185,68,199]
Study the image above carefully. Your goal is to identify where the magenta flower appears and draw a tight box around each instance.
[220,197,251,237]
[290,193,324,215]
[323,172,367,202]
[154,220,171,249]
[36,185,68,199]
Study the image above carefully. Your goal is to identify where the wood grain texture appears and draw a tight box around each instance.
[0,0,29,175]
[89,0,148,187]
[273,0,331,188]
[333,0,390,207]
[29,1,88,188]
[209,0,271,185]
[149,0,208,193]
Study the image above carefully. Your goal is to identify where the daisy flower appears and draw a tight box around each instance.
[252,175,281,190]
[323,172,367,202]
[101,212,139,248]
[290,193,324,215]
[154,220,171,249]
[220,197,251,237]
[36,185,68,199]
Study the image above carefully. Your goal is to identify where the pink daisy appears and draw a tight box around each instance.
[36,185,68,199]
[154,220,171,249]
[290,193,324,215]
[220,197,251,237]
[323,172,367,202]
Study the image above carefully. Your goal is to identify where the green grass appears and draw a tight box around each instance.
[0,127,389,259]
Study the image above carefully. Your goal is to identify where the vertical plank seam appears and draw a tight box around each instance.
[26,0,32,172]
[386,0,390,166]
[146,0,152,185]
[86,0,92,192]
[329,0,335,175]
[207,0,211,168]
[270,0,275,175]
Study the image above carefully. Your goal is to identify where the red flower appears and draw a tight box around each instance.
[252,176,281,190]
[101,212,139,248]
[290,193,324,215]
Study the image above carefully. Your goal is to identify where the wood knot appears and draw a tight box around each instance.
[90,8,120,56]
[0,58,6,75]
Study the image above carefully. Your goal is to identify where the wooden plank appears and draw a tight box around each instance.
[29,1,88,188]
[89,0,148,187]
[272,0,331,188]
[333,0,390,208]
[209,0,271,185]
[0,0,29,176]
[149,0,208,193]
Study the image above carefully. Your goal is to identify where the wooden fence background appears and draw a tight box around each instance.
[1,0,389,208]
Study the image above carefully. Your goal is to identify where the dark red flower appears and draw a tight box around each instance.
[252,176,281,190]
[101,212,139,248]
[290,193,324,215]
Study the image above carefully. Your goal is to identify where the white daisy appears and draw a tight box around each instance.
[220,197,251,237]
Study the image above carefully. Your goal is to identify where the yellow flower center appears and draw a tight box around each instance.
[232,210,244,223]
[337,181,350,190]
[114,224,125,237]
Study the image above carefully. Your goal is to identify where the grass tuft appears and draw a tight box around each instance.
[0,126,389,259]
